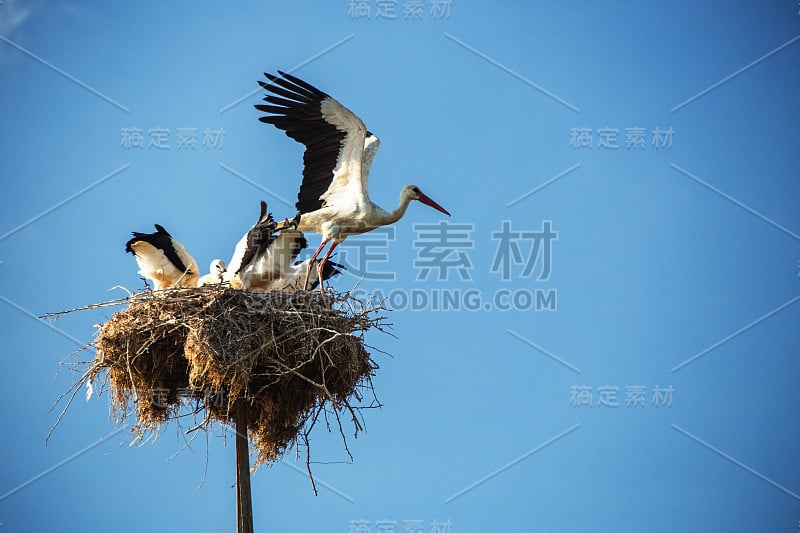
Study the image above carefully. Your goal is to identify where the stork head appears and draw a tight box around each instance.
[402,185,451,216]
[210,259,227,275]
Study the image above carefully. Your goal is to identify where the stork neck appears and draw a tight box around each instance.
[379,194,413,225]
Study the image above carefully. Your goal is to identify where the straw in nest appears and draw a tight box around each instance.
[60,287,384,472]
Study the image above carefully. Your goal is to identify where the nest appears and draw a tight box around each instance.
[58,287,384,471]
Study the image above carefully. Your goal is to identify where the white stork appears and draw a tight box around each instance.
[125,224,199,290]
[255,71,451,287]
[273,255,344,291]
[227,201,341,291]
[197,259,232,287]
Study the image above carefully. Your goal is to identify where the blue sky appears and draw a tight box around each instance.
[1,1,799,532]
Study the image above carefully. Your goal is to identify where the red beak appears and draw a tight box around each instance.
[417,192,451,217]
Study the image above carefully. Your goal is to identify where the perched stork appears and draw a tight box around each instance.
[274,258,343,291]
[227,201,341,291]
[125,224,199,290]
[255,71,451,287]
[198,259,230,286]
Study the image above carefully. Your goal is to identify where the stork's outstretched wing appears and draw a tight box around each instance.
[255,71,377,214]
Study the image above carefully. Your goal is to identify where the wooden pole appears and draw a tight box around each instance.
[235,398,254,533]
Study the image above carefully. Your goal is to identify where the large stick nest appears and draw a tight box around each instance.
[68,287,383,469]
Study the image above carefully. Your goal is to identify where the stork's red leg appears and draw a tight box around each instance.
[316,241,339,290]
[305,240,328,290]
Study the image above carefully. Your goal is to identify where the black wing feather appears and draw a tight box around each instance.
[307,260,344,290]
[255,71,347,214]
[288,233,308,262]
[236,201,277,275]
[125,224,191,274]
[265,71,324,100]
[257,80,314,102]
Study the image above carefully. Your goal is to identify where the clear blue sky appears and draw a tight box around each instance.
[1,2,799,532]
